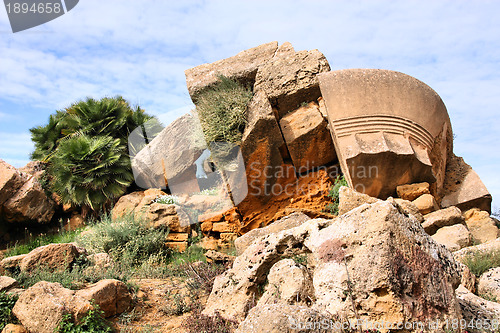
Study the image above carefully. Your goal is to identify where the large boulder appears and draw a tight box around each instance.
[75,279,132,317]
[0,276,17,292]
[453,237,500,263]
[204,200,463,327]
[234,212,310,255]
[455,285,500,326]
[111,191,145,220]
[463,208,500,244]
[254,48,330,116]
[337,186,379,216]
[236,304,332,333]
[0,160,24,206]
[318,69,453,199]
[279,101,336,172]
[478,267,500,302]
[396,182,431,201]
[431,224,471,252]
[185,41,278,101]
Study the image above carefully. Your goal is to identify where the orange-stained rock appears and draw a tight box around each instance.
[111,191,145,220]
[442,153,492,213]
[0,159,24,205]
[279,101,336,172]
[76,279,132,317]
[412,193,439,215]
[318,69,453,199]
[1,324,27,333]
[64,213,85,231]
[463,208,500,244]
[18,243,83,274]
[166,241,188,252]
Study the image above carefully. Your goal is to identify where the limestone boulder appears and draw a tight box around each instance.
[257,259,314,306]
[234,212,310,255]
[455,285,500,326]
[141,203,190,232]
[318,69,453,199]
[431,224,471,252]
[75,279,132,317]
[205,200,463,326]
[391,198,425,223]
[255,49,330,116]
[8,243,83,274]
[412,193,439,215]
[422,206,464,235]
[239,90,287,201]
[279,101,336,171]
[0,254,26,273]
[13,281,92,333]
[478,267,500,302]
[454,237,500,263]
[396,182,431,201]
[111,191,145,220]
[0,160,24,205]
[185,41,278,101]
[442,153,492,213]
[0,276,17,292]
[463,208,500,244]
[132,113,203,191]
[457,262,477,293]
[2,174,56,224]
[1,324,27,333]
[236,304,332,333]
[337,186,379,216]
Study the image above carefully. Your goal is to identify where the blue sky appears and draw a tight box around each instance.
[0,0,499,210]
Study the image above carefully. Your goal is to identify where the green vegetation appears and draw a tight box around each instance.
[0,292,18,330]
[196,75,253,147]
[29,96,160,216]
[4,229,80,257]
[181,301,237,333]
[325,175,348,215]
[462,249,500,277]
[56,305,112,333]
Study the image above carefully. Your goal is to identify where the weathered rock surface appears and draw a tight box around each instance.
[457,262,477,293]
[442,153,492,213]
[205,200,463,326]
[422,206,464,235]
[1,160,56,224]
[240,90,287,201]
[0,160,24,205]
[0,276,17,292]
[412,193,439,215]
[455,285,500,326]
[257,259,314,306]
[478,267,500,302]
[185,41,278,101]
[111,191,145,220]
[75,279,131,317]
[1,324,27,333]
[396,182,431,201]
[13,281,92,333]
[234,212,310,255]
[453,237,500,263]
[255,49,330,116]
[391,198,425,223]
[279,101,336,171]
[236,304,332,333]
[318,69,453,200]
[132,113,203,191]
[18,243,83,274]
[337,186,379,216]
[463,208,500,244]
[431,224,471,252]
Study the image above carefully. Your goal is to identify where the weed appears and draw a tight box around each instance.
[181,300,237,333]
[0,292,18,330]
[5,229,80,257]
[462,249,500,277]
[154,195,179,205]
[160,292,191,316]
[291,254,308,266]
[325,175,348,215]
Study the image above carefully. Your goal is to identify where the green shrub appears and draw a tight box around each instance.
[0,292,18,330]
[462,249,500,277]
[56,304,112,333]
[154,195,179,205]
[196,75,253,147]
[325,175,348,215]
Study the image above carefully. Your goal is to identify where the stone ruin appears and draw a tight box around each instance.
[130,41,492,250]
